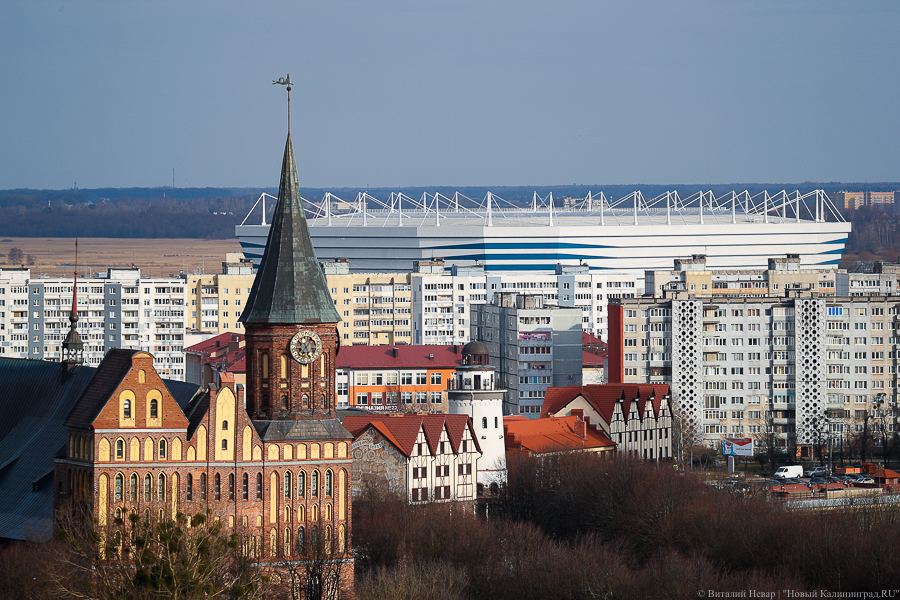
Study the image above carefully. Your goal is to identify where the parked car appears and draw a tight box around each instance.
[856,477,875,484]
[804,467,830,478]
[809,477,828,485]
[774,465,804,479]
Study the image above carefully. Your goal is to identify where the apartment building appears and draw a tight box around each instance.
[322,260,413,346]
[411,260,640,346]
[645,254,839,299]
[183,253,255,334]
[609,294,900,456]
[0,267,187,378]
[471,293,582,418]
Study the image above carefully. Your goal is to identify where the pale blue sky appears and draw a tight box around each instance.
[1,1,897,190]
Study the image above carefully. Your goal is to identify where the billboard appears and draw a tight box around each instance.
[723,438,754,456]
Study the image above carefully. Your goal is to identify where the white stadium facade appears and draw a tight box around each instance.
[236,189,851,277]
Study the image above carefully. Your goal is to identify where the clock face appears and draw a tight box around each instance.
[289,330,323,364]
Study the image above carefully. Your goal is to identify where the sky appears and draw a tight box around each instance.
[1,1,898,190]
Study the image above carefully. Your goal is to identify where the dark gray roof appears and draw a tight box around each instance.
[0,356,201,542]
[63,349,138,430]
[253,418,352,442]
[0,358,95,541]
[239,134,341,325]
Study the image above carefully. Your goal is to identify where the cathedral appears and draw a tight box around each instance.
[52,126,354,593]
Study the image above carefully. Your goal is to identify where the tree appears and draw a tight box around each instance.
[670,402,704,470]
[753,412,783,473]
[50,504,274,600]
[282,520,350,600]
[7,246,23,265]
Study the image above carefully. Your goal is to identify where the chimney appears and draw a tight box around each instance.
[575,418,586,439]
[392,347,399,358]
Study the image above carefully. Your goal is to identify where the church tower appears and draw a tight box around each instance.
[239,134,342,421]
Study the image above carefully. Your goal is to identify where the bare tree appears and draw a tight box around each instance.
[283,519,350,600]
[670,402,704,470]
[7,246,23,265]
[753,412,782,473]
[49,503,274,599]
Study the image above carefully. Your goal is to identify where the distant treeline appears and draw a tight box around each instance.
[2,183,899,239]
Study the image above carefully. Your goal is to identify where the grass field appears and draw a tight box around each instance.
[0,237,242,278]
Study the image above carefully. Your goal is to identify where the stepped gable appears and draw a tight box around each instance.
[239,134,340,326]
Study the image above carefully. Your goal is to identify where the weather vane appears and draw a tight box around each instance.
[273,73,293,133]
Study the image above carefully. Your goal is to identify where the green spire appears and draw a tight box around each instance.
[239,135,340,325]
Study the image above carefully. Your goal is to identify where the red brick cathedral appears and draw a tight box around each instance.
[54,131,354,594]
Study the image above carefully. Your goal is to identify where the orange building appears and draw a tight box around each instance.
[335,345,462,413]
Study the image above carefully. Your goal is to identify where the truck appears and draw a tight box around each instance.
[773,465,804,480]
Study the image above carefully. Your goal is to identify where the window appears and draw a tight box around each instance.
[222,439,228,451]
[243,473,249,500]
[130,474,138,501]
[187,474,193,500]
[312,471,319,498]
[325,470,333,497]
[115,474,123,501]
[123,399,131,419]
[159,439,167,459]
[144,474,152,501]
[215,473,221,500]
[229,473,235,500]
[150,399,158,419]
[222,420,228,430]
[298,471,306,498]
[158,474,166,501]
[116,439,124,459]
[431,373,442,386]
[285,471,292,498]
[256,473,263,499]
[200,473,207,501]
[482,417,488,428]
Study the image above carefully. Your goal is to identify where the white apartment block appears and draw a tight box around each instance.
[411,261,640,346]
[0,267,187,378]
[471,293,582,418]
[613,294,900,456]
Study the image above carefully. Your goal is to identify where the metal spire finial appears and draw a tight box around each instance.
[273,74,293,133]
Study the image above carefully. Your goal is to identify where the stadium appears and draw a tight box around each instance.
[236,189,850,274]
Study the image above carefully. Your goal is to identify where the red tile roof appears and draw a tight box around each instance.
[503,415,615,455]
[185,332,244,354]
[335,345,463,369]
[541,384,671,423]
[342,413,480,457]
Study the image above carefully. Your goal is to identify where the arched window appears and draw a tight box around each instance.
[187,474,193,500]
[312,470,319,498]
[115,507,122,521]
[285,506,291,522]
[214,473,221,500]
[482,417,487,428]
[130,474,138,502]
[256,473,263,499]
[200,473,207,501]
[325,503,332,520]
[284,527,292,557]
[229,473,235,500]
[477,483,484,497]
[222,420,228,430]
[222,439,228,451]
[325,525,333,554]
[280,355,288,379]
[116,439,124,459]
[298,471,306,497]
[242,473,249,500]
[159,439,167,459]
[297,527,305,553]
[495,416,498,428]
[282,395,288,410]
[150,399,158,419]
[158,474,166,501]
[302,394,309,409]
[284,471,292,498]
[261,353,269,379]
[123,399,131,419]
[144,474,152,501]
[325,470,333,497]
[115,474,123,501]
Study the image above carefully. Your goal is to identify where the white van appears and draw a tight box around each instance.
[773,465,803,480]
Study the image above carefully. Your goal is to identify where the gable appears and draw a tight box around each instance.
[91,353,190,431]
